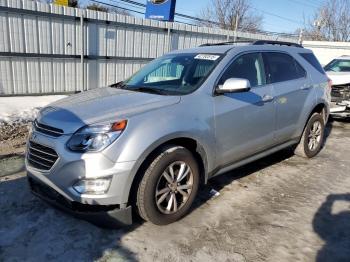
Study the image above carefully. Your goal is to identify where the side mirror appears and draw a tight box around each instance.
[216,78,251,94]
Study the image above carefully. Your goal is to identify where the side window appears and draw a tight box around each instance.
[219,53,266,88]
[264,52,306,83]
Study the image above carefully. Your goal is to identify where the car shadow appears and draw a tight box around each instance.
[323,119,334,147]
[313,194,350,262]
[193,119,334,213]
[193,147,295,209]
[330,116,350,123]
[0,176,139,261]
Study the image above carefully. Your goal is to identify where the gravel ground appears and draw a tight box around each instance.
[0,121,29,157]
[0,119,349,262]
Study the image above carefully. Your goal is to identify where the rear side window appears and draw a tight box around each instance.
[299,53,325,75]
[263,52,306,83]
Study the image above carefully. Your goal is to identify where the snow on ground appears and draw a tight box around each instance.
[0,95,66,124]
[0,95,67,156]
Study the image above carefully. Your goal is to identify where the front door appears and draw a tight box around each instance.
[214,52,276,168]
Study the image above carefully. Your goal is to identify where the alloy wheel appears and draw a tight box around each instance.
[308,120,322,151]
[155,161,194,214]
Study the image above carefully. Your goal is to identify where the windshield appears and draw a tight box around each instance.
[118,53,222,95]
[324,59,350,72]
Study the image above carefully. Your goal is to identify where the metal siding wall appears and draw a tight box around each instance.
[0,12,10,52]
[0,0,298,95]
[0,57,12,94]
[40,58,53,93]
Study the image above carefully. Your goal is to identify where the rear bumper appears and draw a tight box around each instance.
[28,175,132,228]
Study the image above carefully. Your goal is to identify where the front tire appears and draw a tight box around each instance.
[294,113,325,158]
[136,145,199,225]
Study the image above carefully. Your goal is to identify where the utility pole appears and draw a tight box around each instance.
[234,13,239,42]
[298,29,304,45]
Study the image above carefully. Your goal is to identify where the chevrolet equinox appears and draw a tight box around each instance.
[26,40,331,226]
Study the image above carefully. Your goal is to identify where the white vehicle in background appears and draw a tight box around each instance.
[324,56,350,118]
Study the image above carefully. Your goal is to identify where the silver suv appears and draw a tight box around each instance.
[26,41,331,226]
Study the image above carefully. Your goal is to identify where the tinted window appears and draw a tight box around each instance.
[300,53,325,74]
[295,60,307,78]
[219,53,266,87]
[264,52,306,83]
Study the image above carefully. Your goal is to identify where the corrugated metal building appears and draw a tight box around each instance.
[0,0,299,95]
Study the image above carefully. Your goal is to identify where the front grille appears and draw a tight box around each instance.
[33,120,64,137]
[331,84,350,103]
[27,141,59,171]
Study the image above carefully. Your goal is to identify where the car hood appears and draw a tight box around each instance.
[326,71,350,86]
[36,87,181,134]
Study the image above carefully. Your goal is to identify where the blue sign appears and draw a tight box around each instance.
[145,0,177,22]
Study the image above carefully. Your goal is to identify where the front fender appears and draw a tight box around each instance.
[102,106,216,204]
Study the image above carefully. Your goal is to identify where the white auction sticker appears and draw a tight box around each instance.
[194,54,220,61]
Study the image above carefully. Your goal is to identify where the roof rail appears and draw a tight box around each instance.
[199,40,303,48]
[253,40,303,48]
[199,40,253,47]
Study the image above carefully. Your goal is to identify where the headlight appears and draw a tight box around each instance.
[73,177,112,195]
[67,120,127,152]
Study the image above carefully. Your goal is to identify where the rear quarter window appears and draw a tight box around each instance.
[299,53,325,75]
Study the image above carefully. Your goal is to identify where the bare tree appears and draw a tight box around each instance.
[199,0,263,33]
[69,0,79,7]
[305,0,350,41]
[86,3,109,12]
[85,3,130,15]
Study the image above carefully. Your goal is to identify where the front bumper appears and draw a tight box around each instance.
[28,174,132,227]
[26,131,136,205]
[25,130,138,227]
[330,101,350,118]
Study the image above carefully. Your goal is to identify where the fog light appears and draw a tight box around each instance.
[73,178,112,195]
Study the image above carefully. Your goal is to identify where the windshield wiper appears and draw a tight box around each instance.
[110,81,126,88]
[127,86,168,95]
[111,83,168,95]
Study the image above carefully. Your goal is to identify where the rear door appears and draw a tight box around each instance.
[263,52,311,143]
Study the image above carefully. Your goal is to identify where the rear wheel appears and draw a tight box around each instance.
[294,113,325,158]
[136,145,199,225]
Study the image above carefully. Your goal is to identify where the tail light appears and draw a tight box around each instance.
[327,78,332,89]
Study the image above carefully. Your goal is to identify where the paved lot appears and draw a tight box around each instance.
[0,119,350,262]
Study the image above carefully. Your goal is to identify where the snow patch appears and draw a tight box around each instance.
[0,95,66,124]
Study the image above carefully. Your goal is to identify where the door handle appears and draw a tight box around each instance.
[301,84,312,90]
[262,94,274,103]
